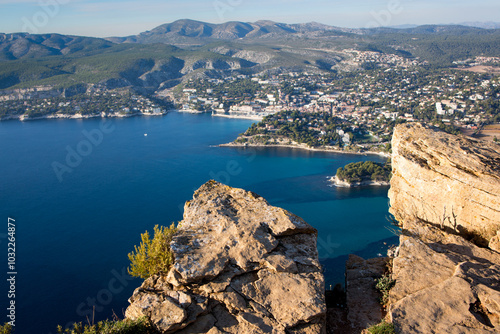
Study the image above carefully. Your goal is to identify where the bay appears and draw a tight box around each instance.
[0,112,396,333]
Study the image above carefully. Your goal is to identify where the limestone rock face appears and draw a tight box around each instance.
[126,181,326,333]
[389,219,500,333]
[387,124,500,333]
[389,123,500,248]
[345,255,386,332]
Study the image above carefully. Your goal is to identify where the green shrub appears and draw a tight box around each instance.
[56,317,156,334]
[0,323,12,334]
[128,223,178,279]
[375,273,396,305]
[367,320,396,334]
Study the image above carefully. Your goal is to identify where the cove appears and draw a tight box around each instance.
[0,112,396,333]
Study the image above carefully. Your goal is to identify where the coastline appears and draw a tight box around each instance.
[177,109,210,114]
[211,113,263,121]
[0,111,169,122]
[329,175,391,188]
[219,142,391,157]
[1,113,395,333]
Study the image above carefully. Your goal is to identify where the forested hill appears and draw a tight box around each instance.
[360,25,500,66]
[0,21,499,92]
[336,161,392,184]
[107,20,500,67]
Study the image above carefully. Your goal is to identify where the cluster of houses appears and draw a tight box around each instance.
[175,63,499,132]
[2,54,498,128]
[344,49,424,67]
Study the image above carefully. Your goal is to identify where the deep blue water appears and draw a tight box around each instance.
[0,113,396,333]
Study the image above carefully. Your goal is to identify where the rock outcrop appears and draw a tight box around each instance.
[125,123,500,334]
[389,123,500,249]
[126,180,326,333]
[387,124,500,333]
[345,255,386,332]
[389,219,500,333]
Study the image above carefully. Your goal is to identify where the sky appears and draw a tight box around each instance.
[0,0,499,37]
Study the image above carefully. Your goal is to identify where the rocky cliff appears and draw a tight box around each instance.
[124,123,500,333]
[389,123,500,249]
[387,123,500,333]
[126,180,326,333]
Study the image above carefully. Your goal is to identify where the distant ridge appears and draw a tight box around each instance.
[384,22,500,30]
[0,20,499,92]
[105,19,361,45]
[105,19,500,47]
[389,24,419,29]
[459,21,500,29]
[0,33,113,60]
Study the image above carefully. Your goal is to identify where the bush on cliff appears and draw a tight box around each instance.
[56,317,156,334]
[375,273,396,305]
[128,223,178,279]
[0,323,12,334]
[367,320,396,334]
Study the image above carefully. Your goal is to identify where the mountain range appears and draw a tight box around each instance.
[1,19,499,93]
[106,20,359,46]
[458,21,500,29]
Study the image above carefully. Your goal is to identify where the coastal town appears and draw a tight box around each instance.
[0,90,171,120]
[2,11,500,334]
[175,54,500,152]
[0,53,499,153]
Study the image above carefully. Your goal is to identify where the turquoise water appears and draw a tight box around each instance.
[0,113,396,333]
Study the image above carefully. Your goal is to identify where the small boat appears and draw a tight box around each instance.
[144,133,148,136]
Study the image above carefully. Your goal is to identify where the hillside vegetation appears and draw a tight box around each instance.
[336,161,392,183]
[1,22,499,91]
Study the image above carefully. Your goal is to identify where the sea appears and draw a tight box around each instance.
[0,112,397,333]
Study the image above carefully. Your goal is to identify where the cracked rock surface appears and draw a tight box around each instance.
[389,219,500,333]
[389,123,500,250]
[387,124,500,333]
[126,181,326,333]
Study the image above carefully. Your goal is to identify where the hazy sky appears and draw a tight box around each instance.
[1,0,499,37]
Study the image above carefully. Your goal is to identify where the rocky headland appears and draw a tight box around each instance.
[220,140,390,157]
[387,123,500,333]
[389,123,500,248]
[329,175,390,188]
[125,122,500,333]
[126,180,326,333]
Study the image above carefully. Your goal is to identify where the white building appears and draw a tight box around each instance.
[436,102,446,116]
